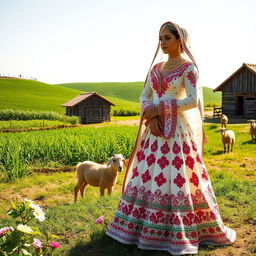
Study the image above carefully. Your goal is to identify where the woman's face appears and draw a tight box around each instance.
[159,27,181,55]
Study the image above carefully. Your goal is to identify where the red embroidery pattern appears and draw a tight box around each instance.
[185,155,195,169]
[131,167,139,179]
[186,70,197,87]
[172,141,181,154]
[154,173,167,187]
[142,170,151,184]
[157,156,170,169]
[160,141,170,154]
[151,140,158,152]
[146,153,156,167]
[160,99,177,139]
[136,150,145,162]
[202,169,209,181]
[150,62,192,98]
[182,141,191,154]
[174,173,186,188]
[190,172,199,187]
[172,155,184,170]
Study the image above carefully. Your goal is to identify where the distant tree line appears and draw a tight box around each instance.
[0,73,37,80]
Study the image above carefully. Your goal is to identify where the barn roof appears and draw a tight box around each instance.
[213,63,256,92]
[61,92,116,107]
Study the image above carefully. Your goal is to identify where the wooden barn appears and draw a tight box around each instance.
[213,63,256,118]
[61,92,115,124]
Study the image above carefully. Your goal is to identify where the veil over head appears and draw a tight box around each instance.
[122,21,207,193]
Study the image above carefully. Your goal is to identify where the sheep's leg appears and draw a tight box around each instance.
[231,143,233,152]
[100,187,105,197]
[107,187,112,196]
[74,178,85,203]
[223,144,226,153]
[80,182,88,198]
[227,144,230,152]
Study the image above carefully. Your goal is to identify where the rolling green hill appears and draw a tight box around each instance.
[0,79,139,113]
[0,78,220,114]
[56,82,221,107]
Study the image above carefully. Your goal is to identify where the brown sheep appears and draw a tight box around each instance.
[247,119,256,143]
[220,114,228,128]
[74,154,125,202]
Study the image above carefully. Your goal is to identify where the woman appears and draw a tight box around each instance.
[106,21,236,255]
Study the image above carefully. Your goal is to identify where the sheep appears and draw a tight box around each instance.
[74,154,125,202]
[220,128,235,153]
[220,114,228,128]
[247,119,256,143]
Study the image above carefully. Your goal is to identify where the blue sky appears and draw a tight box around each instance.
[0,0,256,88]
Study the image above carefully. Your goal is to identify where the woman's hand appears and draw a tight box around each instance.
[143,105,160,121]
[147,117,162,137]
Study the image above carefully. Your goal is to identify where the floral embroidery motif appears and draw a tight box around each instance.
[186,70,197,87]
[136,149,145,162]
[142,170,151,184]
[131,167,139,179]
[157,156,169,169]
[151,140,158,152]
[185,155,195,169]
[190,172,199,187]
[172,156,184,170]
[172,141,181,154]
[174,173,186,188]
[182,141,191,154]
[160,141,170,154]
[146,153,156,167]
[154,173,167,187]
[160,99,177,139]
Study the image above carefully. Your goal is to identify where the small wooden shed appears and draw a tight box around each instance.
[213,63,256,118]
[62,92,115,124]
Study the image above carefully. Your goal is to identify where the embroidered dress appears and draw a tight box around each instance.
[106,61,236,255]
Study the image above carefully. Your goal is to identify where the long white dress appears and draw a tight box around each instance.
[106,61,236,255]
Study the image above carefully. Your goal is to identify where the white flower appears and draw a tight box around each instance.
[33,206,45,222]
[24,198,33,203]
[17,224,34,234]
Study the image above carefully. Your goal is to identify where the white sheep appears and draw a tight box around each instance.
[247,119,256,143]
[220,114,228,128]
[220,128,235,153]
[74,154,125,202]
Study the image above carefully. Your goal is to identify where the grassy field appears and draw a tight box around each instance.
[0,123,255,255]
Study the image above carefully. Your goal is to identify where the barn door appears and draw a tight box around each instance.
[85,108,102,123]
[236,96,244,115]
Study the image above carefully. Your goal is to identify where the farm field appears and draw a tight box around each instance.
[0,123,255,255]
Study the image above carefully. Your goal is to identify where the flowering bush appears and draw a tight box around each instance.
[0,198,60,256]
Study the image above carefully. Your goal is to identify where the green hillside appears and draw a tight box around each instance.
[56,82,221,107]
[55,82,143,103]
[0,79,139,113]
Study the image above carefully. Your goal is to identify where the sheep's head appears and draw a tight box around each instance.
[107,154,125,172]
[219,128,226,135]
[247,120,256,125]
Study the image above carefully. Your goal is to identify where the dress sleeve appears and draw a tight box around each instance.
[159,63,199,139]
[176,63,199,111]
[139,73,154,114]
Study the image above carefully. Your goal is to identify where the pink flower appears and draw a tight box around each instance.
[32,238,43,248]
[95,215,105,224]
[49,241,60,248]
[0,226,12,236]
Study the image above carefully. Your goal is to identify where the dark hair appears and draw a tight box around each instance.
[160,24,180,40]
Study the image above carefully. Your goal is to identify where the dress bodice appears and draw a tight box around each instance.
[150,62,192,105]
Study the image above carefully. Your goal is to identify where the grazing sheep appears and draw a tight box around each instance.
[74,154,125,202]
[220,128,235,153]
[220,114,228,128]
[247,119,256,143]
